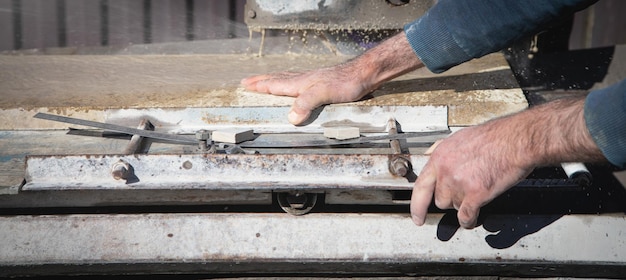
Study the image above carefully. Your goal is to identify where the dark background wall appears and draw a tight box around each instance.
[569,0,626,50]
[0,0,247,51]
[0,0,624,52]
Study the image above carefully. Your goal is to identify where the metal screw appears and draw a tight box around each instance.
[111,160,130,180]
[195,130,210,152]
[247,9,256,19]
[195,129,210,141]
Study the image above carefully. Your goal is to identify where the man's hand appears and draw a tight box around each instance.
[241,32,424,125]
[241,64,374,125]
[411,119,534,229]
[410,97,605,228]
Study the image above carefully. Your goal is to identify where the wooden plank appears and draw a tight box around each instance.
[0,0,13,51]
[21,0,58,50]
[194,0,230,40]
[590,0,626,47]
[193,0,248,40]
[107,0,143,46]
[65,0,101,48]
[570,0,626,50]
[19,0,40,49]
[151,0,186,43]
[193,0,214,40]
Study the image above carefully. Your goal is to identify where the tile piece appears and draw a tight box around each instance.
[212,129,255,144]
[323,126,360,140]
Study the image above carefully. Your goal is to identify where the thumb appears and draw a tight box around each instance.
[287,96,316,125]
[457,200,480,229]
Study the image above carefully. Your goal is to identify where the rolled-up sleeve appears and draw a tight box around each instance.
[404,0,597,73]
[584,79,626,168]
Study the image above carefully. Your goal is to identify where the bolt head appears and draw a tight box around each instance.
[111,160,130,180]
[390,157,410,177]
[195,130,210,140]
[247,9,256,19]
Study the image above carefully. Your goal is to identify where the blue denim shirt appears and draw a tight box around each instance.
[585,80,626,168]
[404,0,625,167]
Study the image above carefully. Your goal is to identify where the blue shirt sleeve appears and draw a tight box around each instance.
[584,79,626,168]
[402,0,624,167]
[404,0,597,73]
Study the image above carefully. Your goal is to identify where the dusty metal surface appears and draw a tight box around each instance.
[0,53,526,130]
[105,104,448,134]
[1,213,625,277]
[34,111,450,148]
[0,189,272,208]
[0,129,436,194]
[22,154,429,191]
[245,0,434,31]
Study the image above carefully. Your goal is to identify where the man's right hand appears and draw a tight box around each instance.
[410,97,606,228]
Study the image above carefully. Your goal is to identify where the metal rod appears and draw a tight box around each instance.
[123,119,154,154]
[387,119,410,177]
[387,118,402,155]
[34,112,449,148]
[34,113,197,145]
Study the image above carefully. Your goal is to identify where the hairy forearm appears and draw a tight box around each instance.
[344,31,424,89]
[495,97,605,168]
[409,95,606,229]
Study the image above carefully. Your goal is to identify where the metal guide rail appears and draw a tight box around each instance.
[18,112,592,210]
[22,153,427,192]
[2,105,452,212]
[1,107,611,211]
[13,110,449,214]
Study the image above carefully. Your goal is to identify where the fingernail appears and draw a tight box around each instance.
[411,214,425,226]
[288,110,301,125]
[459,219,476,229]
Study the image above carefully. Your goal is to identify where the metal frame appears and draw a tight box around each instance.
[244,0,435,31]
[1,213,625,278]
[23,154,428,191]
